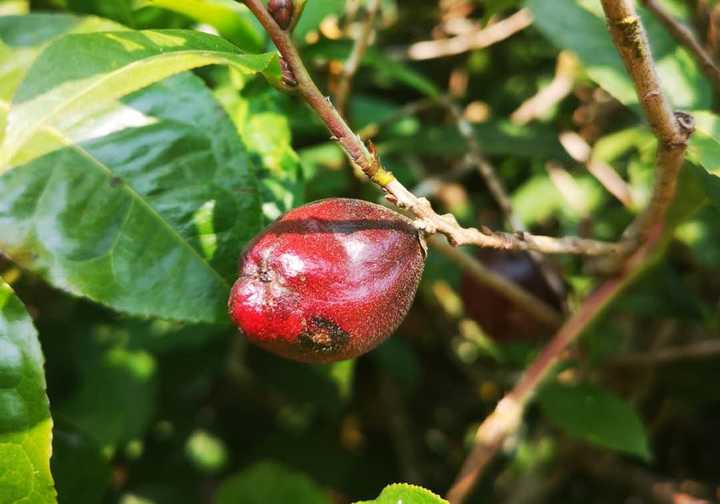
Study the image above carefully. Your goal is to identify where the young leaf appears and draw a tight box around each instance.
[538,382,651,460]
[216,461,331,504]
[355,483,448,504]
[0,279,56,504]
[1,29,275,167]
[0,73,263,323]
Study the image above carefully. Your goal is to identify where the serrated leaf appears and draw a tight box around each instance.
[216,461,331,504]
[355,483,448,504]
[528,0,712,110]
[0,279,56,504]
[538,382,651,460]
[1,28,275,167]
[0,72,263,322]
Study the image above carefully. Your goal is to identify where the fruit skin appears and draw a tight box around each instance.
[228,198,425,363]
[461,250,563,341]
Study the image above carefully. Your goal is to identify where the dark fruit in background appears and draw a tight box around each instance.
[461,250,564,341]
[228,198,426,363]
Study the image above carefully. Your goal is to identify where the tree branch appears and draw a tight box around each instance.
[602,0,695,247]
[241,0,622,256]
[445,1,698,499]
[429,236,562,328]
[445,226,661,504]
[641,0,720,93]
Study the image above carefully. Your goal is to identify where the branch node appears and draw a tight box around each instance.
[674,111,695,136]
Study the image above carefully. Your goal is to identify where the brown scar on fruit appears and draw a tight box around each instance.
[298,316,350,354]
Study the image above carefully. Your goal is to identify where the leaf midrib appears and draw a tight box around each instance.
[3,42,267,168]
[1,96,231,291]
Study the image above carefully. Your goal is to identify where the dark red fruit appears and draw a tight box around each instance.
[228,198,425,363]
[461,250,563,341]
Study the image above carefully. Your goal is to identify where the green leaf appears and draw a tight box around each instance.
[538,382,651,460]
[293,0,344,40]
[355,483,448,504]
[381,120,571,160]
[304,39,442,98]
[216,461,331,504]
[0,14,124,144]
[137,0,264,51]
[52,421,112,504]
[1,28,275,167]
[685,110,720,206]
[0,279,56,504]
[216,80,305,221]
[528,0,712,110]
[60,332,158,447]
[0,72,263,323]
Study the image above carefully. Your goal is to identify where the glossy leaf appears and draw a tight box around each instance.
[216,461,331,504]
[0,73,263,322]
[0,14,124,145]
[0,279,56,504]
[355,483,448,504]
[538,382,651,460]
[137,0,264,51]
[528,0,712,110]
[1,28,275,167]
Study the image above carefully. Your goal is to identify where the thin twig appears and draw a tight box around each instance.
[402,8,533,61]
[445,226,661,504]
[511,52,578,125]
[441,98,568,306]
[559,131,635,209]
[442,97,520,230]
[335,0,381,115]
[642,0,720,93]
[579,451,713,504]
[241,0,623,256]
[602,0,695,247]
[612,339,720,367]
[429,236,562,328]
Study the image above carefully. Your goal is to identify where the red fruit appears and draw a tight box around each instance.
[461,250,563,341]
[228,198,425,363]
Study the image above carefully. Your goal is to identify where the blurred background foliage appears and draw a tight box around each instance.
[1,0,720,502]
